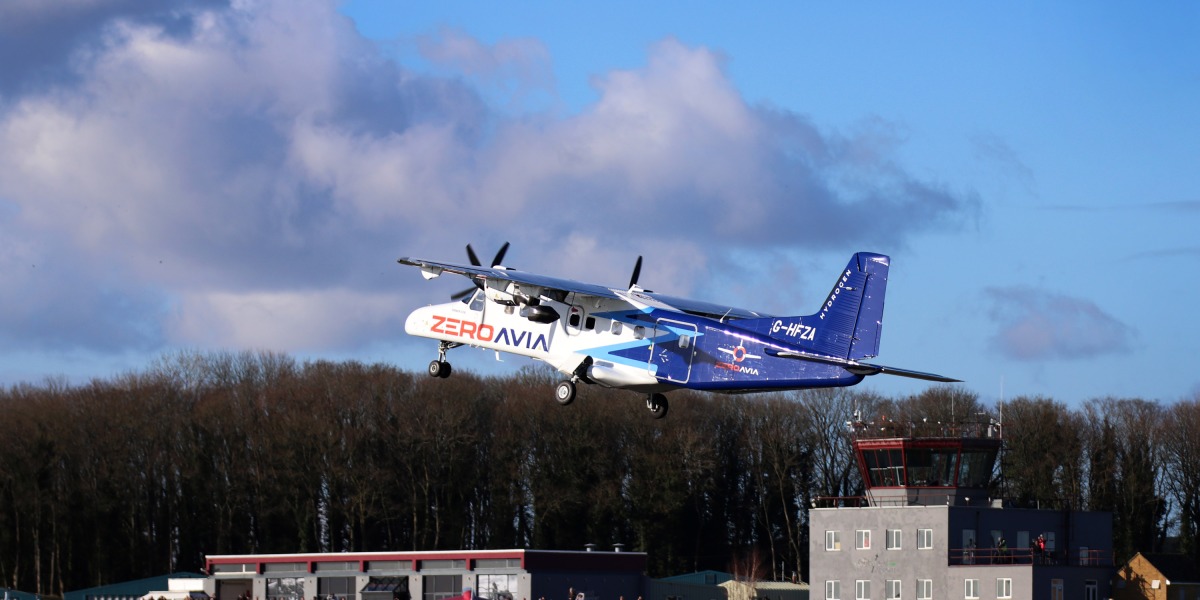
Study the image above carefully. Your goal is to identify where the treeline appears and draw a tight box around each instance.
[1,351,1198,596]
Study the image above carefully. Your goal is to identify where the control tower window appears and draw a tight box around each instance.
[861,448,904,487]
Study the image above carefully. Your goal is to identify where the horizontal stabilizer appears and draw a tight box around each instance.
[764,348,961,383]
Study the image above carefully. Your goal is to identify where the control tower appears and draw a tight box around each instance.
[809,417,1112,600]
[852,421,1002,507]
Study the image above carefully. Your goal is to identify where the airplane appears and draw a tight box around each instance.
[398,245,958,419]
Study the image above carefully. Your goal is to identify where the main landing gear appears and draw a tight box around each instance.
[426,341,669,419]
[555,380,576,405]
[554,382,668,419]
[646,393,669,419]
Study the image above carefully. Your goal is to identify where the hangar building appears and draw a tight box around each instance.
[204,549,646,600]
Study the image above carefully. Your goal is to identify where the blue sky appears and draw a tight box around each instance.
[0,1,1196,406]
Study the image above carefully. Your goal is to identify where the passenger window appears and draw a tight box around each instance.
[585,316,596,330]
[569,312,581,327]
[634,326,645,340]
[679,335,690,349]
[611,321,623,335]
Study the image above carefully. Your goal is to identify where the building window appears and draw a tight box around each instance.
[996,578,1012,599]
[1050,579,1063,600]
[885,580,901,600]
[212,563,256,573]
[855,581,871,600]
[917,579,932,600]
[1084,581,1097,600]
[478,574,518,600]
[964,579,979,600]
[826,581,841,600]
[918,528,933,549]
[886,529,902,550]
[474,559,521,569]
[856,529,871,550]
[318,578,355,600]
[826,530,842,551]
[423,575,463,600]
[266,578,303,600]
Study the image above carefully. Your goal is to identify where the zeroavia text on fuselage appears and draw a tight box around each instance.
[398,245,958,419]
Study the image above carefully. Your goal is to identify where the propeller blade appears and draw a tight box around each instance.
[453,242,510,301]
[491,241,510,267]
[629,255,643,289]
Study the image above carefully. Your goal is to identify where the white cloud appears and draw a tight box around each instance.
[984,286,1135,361]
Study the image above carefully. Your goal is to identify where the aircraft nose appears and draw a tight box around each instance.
[404,307,430,335]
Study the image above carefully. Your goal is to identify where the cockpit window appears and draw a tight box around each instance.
[468,289,485,311]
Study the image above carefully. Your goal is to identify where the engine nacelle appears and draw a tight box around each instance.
[521,304,560,324]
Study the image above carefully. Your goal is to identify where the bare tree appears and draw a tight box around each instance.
[1162,395,1200,562]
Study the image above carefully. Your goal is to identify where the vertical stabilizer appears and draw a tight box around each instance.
[848,253,889,359]
[744,253,890,359]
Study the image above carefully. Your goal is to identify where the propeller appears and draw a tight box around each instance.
[628,255,643,290]
[451,242,510,301]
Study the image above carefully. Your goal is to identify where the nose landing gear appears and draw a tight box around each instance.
[427,341,460,379]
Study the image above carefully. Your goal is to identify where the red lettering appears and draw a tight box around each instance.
[431,316,495,343]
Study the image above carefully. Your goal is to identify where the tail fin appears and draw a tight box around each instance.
[747,252,890,359]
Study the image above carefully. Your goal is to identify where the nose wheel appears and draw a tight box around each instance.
[427,360,451,378]
[427,341,459,379]
[646,393,668,419]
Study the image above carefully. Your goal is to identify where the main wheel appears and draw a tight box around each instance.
[438,361,452,378]
[646,393,669,419]
[555,380,576,406]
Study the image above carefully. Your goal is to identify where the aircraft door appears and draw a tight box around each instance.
[649,319,697,383]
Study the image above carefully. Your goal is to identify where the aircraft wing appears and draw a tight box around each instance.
[398,257,771,319]
[398,257,626,301]
[764,348,961,383]
[638,292,770,320]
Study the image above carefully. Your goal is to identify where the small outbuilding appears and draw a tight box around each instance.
[1113,552,1200,600]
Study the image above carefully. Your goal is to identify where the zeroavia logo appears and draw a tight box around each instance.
[715,345,761,375]
[430,316,549,352]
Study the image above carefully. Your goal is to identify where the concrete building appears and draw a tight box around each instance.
[204,549,646,600]
[809,422,1113,600]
